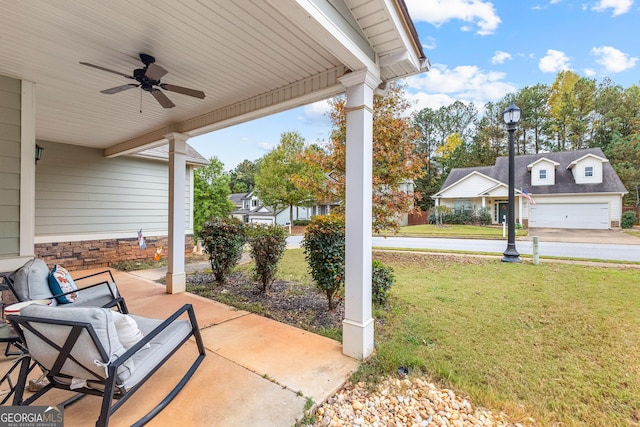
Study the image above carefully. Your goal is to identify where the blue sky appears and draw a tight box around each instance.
[190,0,639,171]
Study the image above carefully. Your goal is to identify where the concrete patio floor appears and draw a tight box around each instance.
[0,268,358,426]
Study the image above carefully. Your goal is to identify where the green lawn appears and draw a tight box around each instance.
[380,224,528,238]
[275,249,639,426]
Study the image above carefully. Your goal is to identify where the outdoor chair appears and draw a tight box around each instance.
[7,303,206,427]
[5,259,128,314]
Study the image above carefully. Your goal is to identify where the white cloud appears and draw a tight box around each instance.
[256,141,276,152]
[592,0,633,16]
[591,46,638,72]
[404,0,501,35]
[491,51,512,64]
[403,64,517,108]
[302,100,330,121]
[584,68,597,76]
[538,49,571,73]
[422,36,437,50]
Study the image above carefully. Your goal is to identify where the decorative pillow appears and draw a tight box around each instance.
[48,265,78,304]
[111,311,149,351]
[9,259,56,304]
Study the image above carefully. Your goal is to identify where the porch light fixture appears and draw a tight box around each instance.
[35,144,43,165]
[502,102,521,263]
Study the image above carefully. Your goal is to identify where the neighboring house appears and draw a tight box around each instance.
[229,191,336,225]
[433,148,627,229]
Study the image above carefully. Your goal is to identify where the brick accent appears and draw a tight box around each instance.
[34,236,194,271]
[611,220,620,228]
[522,219,529,228]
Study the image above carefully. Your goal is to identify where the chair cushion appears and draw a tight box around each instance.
[57,281,119,310]
[19,304,128,381]
[119,314,192,390]
[48,265,78,304]
[9,259,57,305]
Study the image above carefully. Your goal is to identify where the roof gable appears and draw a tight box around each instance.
[435,171,503,198]
[567,153,609,169]
[527,157,560,171]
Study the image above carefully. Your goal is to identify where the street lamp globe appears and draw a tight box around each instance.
[503,102,521,125]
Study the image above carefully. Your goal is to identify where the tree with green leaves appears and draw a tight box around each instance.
[229,159,257,193]
[193,157,234,239]
[254,131,321,225]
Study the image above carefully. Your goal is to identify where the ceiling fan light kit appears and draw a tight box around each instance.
[80,53,205,109]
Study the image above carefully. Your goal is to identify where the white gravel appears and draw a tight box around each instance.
[313,376,536,427]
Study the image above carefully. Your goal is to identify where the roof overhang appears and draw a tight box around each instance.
[0,0,427,157]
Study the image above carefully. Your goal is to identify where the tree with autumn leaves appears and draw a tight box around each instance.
[294,83,425,233]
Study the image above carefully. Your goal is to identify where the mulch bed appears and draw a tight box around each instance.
[186,271,344,333]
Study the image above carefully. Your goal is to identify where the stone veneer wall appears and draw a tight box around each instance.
[34,236,194,271]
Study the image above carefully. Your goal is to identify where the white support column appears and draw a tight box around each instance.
[340,68,380,359]
[20,81,36,257]
[481,196,486,209]
[165,132,189,294]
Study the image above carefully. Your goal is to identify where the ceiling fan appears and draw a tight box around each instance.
[80,53,205,109]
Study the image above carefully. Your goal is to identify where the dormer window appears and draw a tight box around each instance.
[539,169,547,180]
[585,166,593,177]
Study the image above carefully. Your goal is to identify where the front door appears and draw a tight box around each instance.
[498,203,508,223]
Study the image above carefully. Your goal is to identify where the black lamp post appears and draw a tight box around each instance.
[502,102,521,263]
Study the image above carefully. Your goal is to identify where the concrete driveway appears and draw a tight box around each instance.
[525,228,640,245]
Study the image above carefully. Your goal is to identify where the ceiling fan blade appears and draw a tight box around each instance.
[160,83,205,99]
[145,63,168,81]
[79,62,135,79]
[100,84,139,94]
[151,89,175,108]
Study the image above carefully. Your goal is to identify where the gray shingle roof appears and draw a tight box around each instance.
[134,143,209,166]
[440,148,627,195]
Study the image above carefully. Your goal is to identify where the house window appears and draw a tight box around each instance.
[453,200,473,215]
[585,166,593,177]
[251,199,258,207]
[243,200,250,209]
[539,169,546,180]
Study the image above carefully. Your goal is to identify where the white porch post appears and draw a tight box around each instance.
[20,81,36,258]
[340,69,380,359]
[481,196,486,209]
[165,132,189,294]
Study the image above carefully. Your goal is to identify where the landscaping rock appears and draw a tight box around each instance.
[314,376,533,427]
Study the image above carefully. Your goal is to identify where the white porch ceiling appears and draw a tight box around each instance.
[0,0,427,155]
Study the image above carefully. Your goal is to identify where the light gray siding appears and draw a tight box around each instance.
[0,75,21,256]
[35,141,192,239]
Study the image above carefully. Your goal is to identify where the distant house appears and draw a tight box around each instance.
[433,148,627,229]
[229,191,336,225]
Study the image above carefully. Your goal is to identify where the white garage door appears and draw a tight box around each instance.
[529,203,609,229]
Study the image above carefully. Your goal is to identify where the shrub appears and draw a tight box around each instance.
[301,215,345,310]
[292,219,311,226]
[372,260,395,305]
[621,210,637,229]
[246,224,288,293]
[476,207,492,226]
[200,217,247,284]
